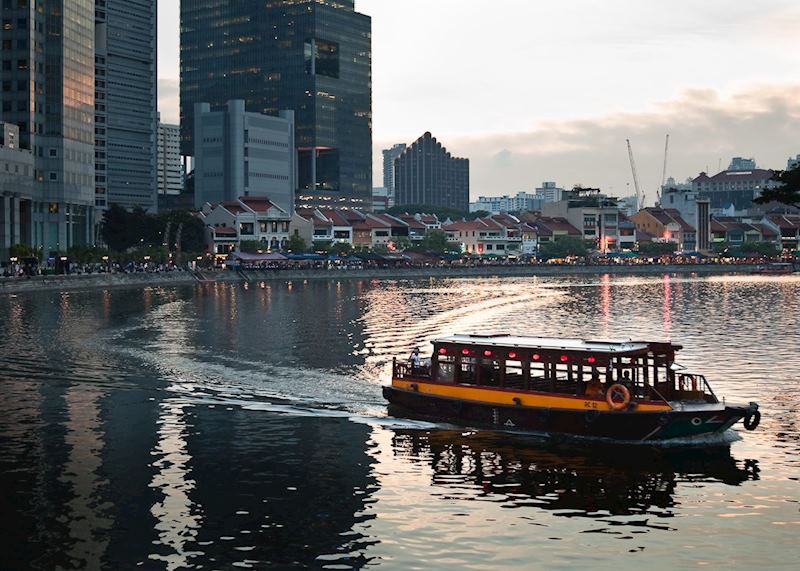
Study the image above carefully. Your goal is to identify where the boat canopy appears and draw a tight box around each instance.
[433,334,678,356]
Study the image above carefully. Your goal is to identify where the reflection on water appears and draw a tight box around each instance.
[0,274,799,569]
[392,430,759,518]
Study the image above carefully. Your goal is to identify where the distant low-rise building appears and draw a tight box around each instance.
[762,214,800,251]
[470,192,542,214]
[691,162,775,215]
[534,182,566,204]
[788,155,800,170]
[711,218,780,249]
[541,188,626,252]
[529,216,581,245]
[200,196,309,256]
[372,187,389,212]
[629,207,696,252]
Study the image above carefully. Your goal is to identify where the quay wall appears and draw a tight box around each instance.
[0,264,768,295]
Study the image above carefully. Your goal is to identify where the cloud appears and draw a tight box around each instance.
[157,78,180,124]
[377,83,800,203]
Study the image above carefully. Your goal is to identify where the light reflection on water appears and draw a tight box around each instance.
[0,273,798,569]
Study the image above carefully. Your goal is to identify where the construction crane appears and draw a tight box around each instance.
[658,134,670,205]
[626,139,645,211]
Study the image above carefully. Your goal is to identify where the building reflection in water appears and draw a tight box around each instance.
[148,398,203,570]
[391,430,758,521]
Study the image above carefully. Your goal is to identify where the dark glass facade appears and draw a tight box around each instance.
[394,132,470,212]
[181,0,372,209]
[0,0,96,251]
[95,0,158,212]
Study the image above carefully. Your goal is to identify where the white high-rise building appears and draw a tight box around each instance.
[194,100,296,213]
[157,122,184,196]
[535,181,566,203]
[382,143,406,208]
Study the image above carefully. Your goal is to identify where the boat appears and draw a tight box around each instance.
[383,334,761,443]
[751,262,795,275]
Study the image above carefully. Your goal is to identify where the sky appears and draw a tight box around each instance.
[158,0,800,203]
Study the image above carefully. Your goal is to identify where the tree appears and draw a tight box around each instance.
[754,166,800,209]
[411,230,456,255]
[100,204,137,252]
[738,241,779,257]
[239,240,262,254]
[638,241,678,256]
[468,210,491,220]
[312,241,331,254]
[386,204,469,222]
[392,236,412,251]
[329,241,353,257]
[9,244,35,259]
[286,234,308,253]
[539,236,588,259]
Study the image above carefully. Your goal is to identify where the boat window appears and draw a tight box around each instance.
[459,357,478,385]
[529,361,549,391]
[478,359,501,387]
[437,355,455,383]
[504,359,524,390]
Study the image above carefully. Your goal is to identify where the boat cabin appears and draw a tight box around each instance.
[395,334,717,403]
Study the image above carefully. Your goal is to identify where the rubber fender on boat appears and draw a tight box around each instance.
[744,410,761,431]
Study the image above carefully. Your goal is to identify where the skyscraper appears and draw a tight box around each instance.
[394,133,470,212]
[382,143,406,208]
[180,0,372,210]
[0,0,96,252]
[157,121,184,197]
[95,0,158,212]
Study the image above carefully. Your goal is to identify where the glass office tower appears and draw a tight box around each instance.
[0,0,96,251]
[95,0,158,212]
[394,132,470,213]
[181,0,372,209]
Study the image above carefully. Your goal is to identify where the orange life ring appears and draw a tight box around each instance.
[606,383,631,411]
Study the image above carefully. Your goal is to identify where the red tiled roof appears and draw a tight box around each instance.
[372,213,408,228]
[321,209,352,227]
[239,196,275,213]
[442,219,489,232]
[750,223,778,238]
[707,169,774,182]
[221,201,248,215]
[213,226,237,236]
[766,214,800,230]
[398,215,426,230]
[663,208,695,232]
[533,217,580,236]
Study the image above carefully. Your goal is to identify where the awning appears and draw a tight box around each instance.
[230,252,287,262]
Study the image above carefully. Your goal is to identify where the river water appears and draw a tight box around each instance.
[0,274,798,570]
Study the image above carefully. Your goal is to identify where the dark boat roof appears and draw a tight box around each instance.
[434,334,677,355]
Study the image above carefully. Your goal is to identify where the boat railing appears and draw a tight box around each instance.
[392,358,431,380]
[675,373,717,403]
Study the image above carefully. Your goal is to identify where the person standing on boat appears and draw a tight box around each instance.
[409,347,421,373]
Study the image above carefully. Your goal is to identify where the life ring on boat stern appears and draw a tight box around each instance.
[744,410,761,431]
[606,384,631,411]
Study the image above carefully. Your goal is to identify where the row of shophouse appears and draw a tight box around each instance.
[198,193,800,258]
